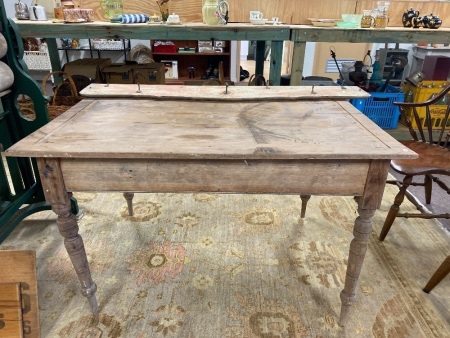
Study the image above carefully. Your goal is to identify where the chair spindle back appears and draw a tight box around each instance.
[396,84,450,146]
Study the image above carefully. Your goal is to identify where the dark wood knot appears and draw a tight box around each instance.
[43,164,54,178]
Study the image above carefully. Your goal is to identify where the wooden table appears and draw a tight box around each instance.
[5,87,416,326]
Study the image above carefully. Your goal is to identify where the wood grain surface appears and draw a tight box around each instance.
[6,99,416,161]
[60,158,370,195]
[73,0,450,27]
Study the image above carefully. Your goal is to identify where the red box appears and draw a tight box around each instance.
[422,55,450,81]
[153,44,177,53]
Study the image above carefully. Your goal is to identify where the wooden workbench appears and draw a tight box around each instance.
[14,20,450,85]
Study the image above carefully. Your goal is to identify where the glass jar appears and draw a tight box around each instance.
[360,10,374,28]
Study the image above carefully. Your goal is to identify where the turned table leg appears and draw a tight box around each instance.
[338,160,389,326]
[37,159,99,314]
[339,207,375,326]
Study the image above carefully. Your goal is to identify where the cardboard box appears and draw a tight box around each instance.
[63,58,112,83]
[102,64,134,84]
[161,60,178,79]
[132,63,166,84]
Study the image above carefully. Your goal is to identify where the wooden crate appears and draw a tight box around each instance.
[0,251,40,338]
[0,283,23,338]
[402,81,450,129]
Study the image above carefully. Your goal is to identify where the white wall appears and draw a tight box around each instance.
[4,0,17,18]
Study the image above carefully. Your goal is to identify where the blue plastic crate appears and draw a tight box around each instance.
[350,85,404,129]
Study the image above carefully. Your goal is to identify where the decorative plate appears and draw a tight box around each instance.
[311,21,336,27]
[250,19,268,25]
[308,18,338,27]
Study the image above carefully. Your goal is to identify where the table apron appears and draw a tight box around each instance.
[59,158,370,195]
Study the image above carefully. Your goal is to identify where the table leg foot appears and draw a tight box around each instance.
[338,290,356,327]
[63,231,99,315]
[86,289,99,315]
[123,192,135,216]
[300,194,311,218]
[338,207,375,326]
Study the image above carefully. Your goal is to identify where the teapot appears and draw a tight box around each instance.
[30,5,48,21]
[422,14,442,29]
[412,16,422,28]
[166,13,180,23]
[15,0,30,20]
[402,8,419,28]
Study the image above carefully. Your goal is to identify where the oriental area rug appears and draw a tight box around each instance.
[1,183,449,337]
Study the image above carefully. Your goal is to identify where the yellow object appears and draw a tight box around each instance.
[402,80,450,129]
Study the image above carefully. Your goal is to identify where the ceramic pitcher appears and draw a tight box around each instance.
[202,0,229,25]
[99,0,124,19]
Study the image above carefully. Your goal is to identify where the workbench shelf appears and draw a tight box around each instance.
[58,39,131,63]
[151,40,231,84]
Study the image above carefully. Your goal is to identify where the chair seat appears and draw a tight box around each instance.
[391,141,450,175]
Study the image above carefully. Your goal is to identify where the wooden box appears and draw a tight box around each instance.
[0,283,23,338]
[63,58,112,83]
[102,64,134,84]
[131,63,166,85]
[0,250,39,338]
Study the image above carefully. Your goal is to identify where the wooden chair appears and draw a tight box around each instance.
[378,83,450,291]
[423,255,450,293]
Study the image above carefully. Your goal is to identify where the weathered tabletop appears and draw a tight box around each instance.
[6,96,416,327]
[7,98,411,160]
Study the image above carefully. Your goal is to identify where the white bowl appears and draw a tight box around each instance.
[341,14,362,24]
